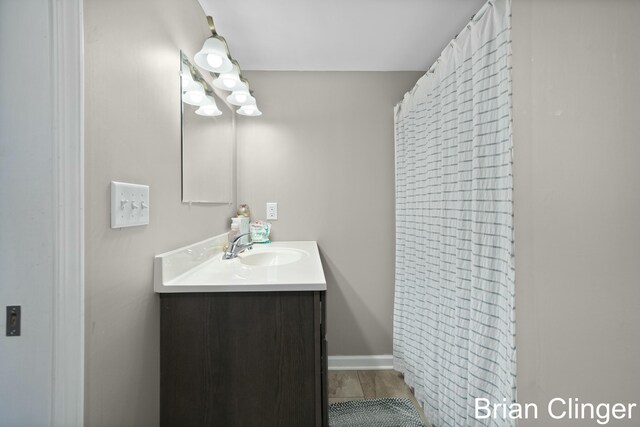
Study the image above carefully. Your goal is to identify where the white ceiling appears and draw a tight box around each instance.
[197,0,486,71]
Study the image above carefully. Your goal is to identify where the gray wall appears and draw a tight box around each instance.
[237,71,422,355]
[83,0,235,425]
[512,0,640,424]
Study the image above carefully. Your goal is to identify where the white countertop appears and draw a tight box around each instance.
[154,237,327,293]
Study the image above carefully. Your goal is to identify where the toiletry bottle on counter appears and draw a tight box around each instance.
[228,218,241,244]
[236,204,251,244]
[237,204,250,218]
[238,217,250,244]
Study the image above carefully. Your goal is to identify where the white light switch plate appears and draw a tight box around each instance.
[266,202,278,220]
[111,181,150,228]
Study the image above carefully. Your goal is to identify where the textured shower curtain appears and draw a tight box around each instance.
[393,1,515,426]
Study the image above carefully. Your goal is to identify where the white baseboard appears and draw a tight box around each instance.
[328,355,394,371]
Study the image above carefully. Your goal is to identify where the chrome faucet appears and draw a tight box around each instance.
[223,232,254,260]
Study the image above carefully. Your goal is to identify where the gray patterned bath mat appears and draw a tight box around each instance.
[329,397,426,427]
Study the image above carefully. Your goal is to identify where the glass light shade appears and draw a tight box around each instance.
[194,37,233,73]
[226,90,255,107]
[182,79,201,92]
[196,95,222,116]
[212,64,247,92]
[237,102,262,117]
[195,95,222,116]
[182,81,206,106]
[196,104,222,116]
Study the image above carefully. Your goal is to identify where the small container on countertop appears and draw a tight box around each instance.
[250,220,271,244]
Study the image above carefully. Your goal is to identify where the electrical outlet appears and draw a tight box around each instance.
[266,202,278,220]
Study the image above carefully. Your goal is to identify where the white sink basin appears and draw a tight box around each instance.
[238,248,306,267]
[154,238,326,293]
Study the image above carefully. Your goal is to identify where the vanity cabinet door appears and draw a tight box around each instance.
[160,291,326,427]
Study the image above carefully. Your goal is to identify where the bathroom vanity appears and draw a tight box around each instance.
[154,237,328,427]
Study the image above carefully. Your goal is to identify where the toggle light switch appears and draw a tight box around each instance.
[111,181,150,228]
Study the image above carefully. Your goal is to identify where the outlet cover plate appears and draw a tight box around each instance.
[111,181,150,228]
[266,202,278,220]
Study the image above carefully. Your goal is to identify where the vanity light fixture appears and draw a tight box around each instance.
[195,94,222,116]
[236,98,262,117]
[191,15,262,117]
[196,101,223,116]
[194,17,234,74]
[212,62,247,92]
[237,105,262,116]
[196,106,222,116]
[227,89,254,107]
[182,51,222,115]
[182,80,206,106]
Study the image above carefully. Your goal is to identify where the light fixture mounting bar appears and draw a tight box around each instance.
[207,16,217,35]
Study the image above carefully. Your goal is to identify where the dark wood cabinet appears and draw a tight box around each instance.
[160,291,328,427]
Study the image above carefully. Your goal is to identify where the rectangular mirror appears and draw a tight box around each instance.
[180,51,234,203]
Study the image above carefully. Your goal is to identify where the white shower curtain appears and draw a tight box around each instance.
[393,1,515,426]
